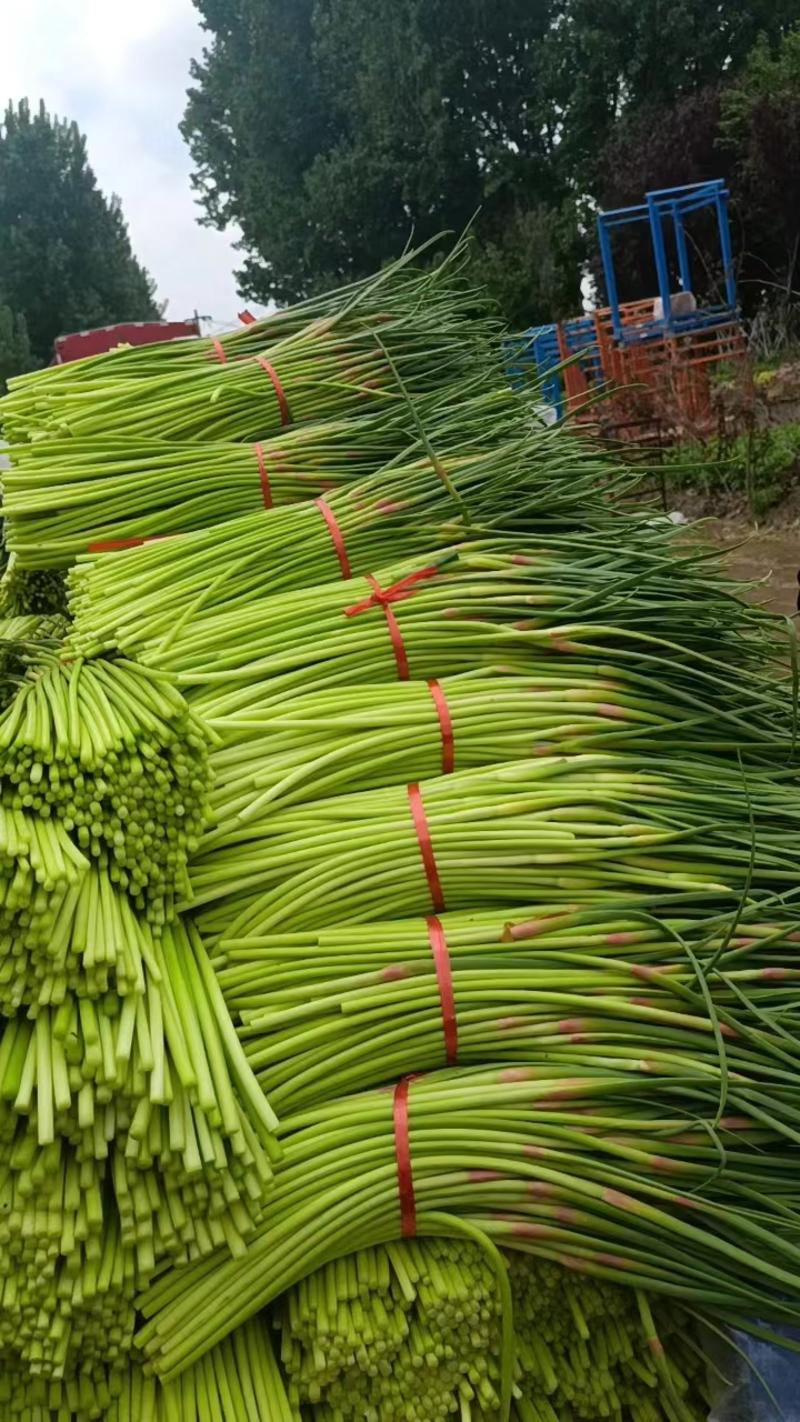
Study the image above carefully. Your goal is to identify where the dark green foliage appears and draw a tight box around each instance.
[0,100,159,370]
[0,307,32,393]
[183,1,798,327]
[721,33,800,303]
[183,0,579,319]
[548,0,797,184]
[592,86,731,307]
[468,204,585,329]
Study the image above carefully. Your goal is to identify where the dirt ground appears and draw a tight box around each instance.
[637,474,799,615]
[696,519,798,617]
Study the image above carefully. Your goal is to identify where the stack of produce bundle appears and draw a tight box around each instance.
[0,276,501,447]
[1,1315,298,1422]
[216,898,800,1112]
[277,1236,505,1419]
[0,235,485,430]
[0,803,125,1390]
[134,504,799,1416]
[203,656,795,840]
[189,748,800,940]
[137,1062,800,1378]
[0,652,279,1404]
[0,241,512,573]
[276,1238,712,1421]
[204,670,703,830]
[0,653,212,924]
[1,416,405,567]
[3,242,800,1422]
[506,1251,712,1422]
[1,379,538,569]
[114,534,784,722]
[61,414,627,663]
[0,983,278,1409]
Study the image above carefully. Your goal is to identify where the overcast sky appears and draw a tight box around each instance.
[5,0,263,331]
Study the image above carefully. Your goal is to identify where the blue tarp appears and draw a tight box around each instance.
[708,1329,800,1421]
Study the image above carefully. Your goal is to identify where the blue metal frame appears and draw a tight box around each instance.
[504,327,565,418]
[506,315,606,422]
[597,180,738,342]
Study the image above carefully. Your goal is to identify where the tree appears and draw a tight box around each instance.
[592,86,732,307]
[0,100,158,369]
[469,205,585,330]
[0,307,32,394]
[182,1,798,326]
[183,0,580,322]
[544,0,797,186]
[721,33,800,306]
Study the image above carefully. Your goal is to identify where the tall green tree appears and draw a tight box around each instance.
[0,307,31,394]
[183,0,581,319]
[183,1,798,325]
[592,86,732,307]
[0,100,158,369]
[721,33,800,304]
[546,0,797,183]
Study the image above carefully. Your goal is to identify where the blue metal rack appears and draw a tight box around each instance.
[504,326,565,417]
[505,317,605,419]
[507,178,746,432]
[597,180,738,342]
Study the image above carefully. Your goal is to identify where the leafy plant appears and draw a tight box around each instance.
[664,421,800,517]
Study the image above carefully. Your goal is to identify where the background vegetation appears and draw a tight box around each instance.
[183,2,800,326]
[0,100,158,387]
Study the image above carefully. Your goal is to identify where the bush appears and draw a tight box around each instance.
[663,422,800,518]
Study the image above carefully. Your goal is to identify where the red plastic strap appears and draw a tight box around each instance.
[316,500,352,579]
[428,679,454,775]
[89,537,148,553]
[255,356,291,426]
[344,564,439,617]
[88,535,171,553]
[408,783,445,912]
[344,565,441,682]
[427,915,457,1064]
[371,576,408,680]
[210,337,227,364]
[238,310,257,326]
[254,443,273,509]
[393,1077,418,1237]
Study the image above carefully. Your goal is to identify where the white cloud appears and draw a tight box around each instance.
[2,0,265,329]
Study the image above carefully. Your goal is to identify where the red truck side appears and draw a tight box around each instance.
[52,319,200,364]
